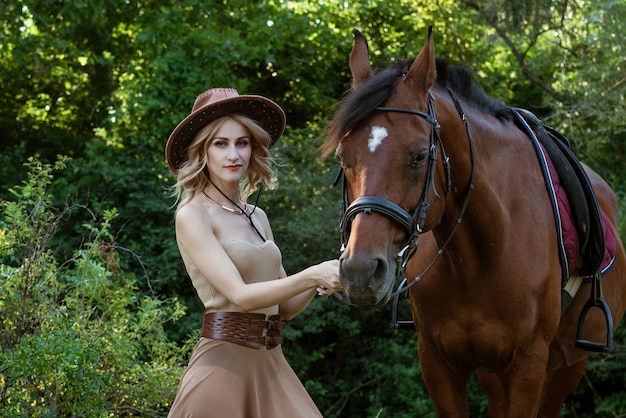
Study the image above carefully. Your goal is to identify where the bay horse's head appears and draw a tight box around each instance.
[322,28,447,306]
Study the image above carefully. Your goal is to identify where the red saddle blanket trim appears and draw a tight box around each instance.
[543,149,617,276]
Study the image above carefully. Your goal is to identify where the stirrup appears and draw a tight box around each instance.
[391,278,414,329]
[575,272,614,352]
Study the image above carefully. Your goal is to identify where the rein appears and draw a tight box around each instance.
[337,88,475,301]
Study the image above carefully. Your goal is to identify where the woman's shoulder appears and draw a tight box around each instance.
[247,203,268,218]
[248,204,271,226]
[176,197,217,227]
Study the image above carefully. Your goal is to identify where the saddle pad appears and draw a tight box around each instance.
[542,145,617,279]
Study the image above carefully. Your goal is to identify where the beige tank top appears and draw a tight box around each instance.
[185,240,282,316]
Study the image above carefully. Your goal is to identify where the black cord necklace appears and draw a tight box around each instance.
[201,190,246,215]
[206,178,266,242]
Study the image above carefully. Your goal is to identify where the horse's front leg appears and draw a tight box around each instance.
[476,370,505,418]
[539,358,588,418]
[418,339,473,418]
[496,340,551,418]
[477,354,549,418]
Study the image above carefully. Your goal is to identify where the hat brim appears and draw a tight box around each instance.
[165,95,285,172]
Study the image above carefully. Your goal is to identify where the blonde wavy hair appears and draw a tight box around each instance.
[172,114,277,211]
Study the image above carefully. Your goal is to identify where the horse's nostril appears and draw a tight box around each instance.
[339,252,392,306]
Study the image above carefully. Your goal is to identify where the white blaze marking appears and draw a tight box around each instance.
[368,126,388,152]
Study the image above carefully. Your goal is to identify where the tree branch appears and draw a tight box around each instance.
[463,0,561,99]
[494,27,559,97]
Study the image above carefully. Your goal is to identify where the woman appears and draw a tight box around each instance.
[165,88,342,417]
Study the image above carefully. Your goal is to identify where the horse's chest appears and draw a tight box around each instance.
[420,313,520,368]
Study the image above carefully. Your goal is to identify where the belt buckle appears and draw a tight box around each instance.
[267,317,285,331]
[264,335,273,348]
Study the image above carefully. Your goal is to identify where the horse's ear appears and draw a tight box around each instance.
[406,26,436,93]
[349,30,373,90]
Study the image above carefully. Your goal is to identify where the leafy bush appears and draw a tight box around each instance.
[0,157,188,417]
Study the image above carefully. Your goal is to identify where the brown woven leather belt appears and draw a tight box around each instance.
[201,311,286,349]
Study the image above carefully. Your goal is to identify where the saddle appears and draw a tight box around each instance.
[515,109,606,278]
[514,109,614,352]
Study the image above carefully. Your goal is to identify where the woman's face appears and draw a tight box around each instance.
[205,118,252,185]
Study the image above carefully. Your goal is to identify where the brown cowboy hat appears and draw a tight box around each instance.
[165,88,286,172]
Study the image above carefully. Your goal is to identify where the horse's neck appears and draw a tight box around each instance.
[435,115,548,263]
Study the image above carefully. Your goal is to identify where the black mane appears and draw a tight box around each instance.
[434,58,511,118]
[325,58,513,149]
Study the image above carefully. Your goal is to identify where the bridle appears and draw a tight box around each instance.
[337,88,476,299]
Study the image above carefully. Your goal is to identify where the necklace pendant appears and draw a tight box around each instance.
[222,205,244,215]
[202,190,245,215]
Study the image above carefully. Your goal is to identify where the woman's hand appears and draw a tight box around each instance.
[279,259,343,318]
[316,286,336,296]
[313,259,343,296]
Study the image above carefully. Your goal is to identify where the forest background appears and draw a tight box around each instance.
[1,0,625,416]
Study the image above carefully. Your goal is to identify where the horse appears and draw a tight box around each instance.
[322,27,626,417]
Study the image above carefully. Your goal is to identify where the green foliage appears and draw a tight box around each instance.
[0,158,187,416]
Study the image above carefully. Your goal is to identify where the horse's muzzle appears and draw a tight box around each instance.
[339,251,394,306]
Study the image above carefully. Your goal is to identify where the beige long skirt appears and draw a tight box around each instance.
[168,338,323,418]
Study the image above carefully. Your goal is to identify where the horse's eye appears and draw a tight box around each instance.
[411,150,429,168]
